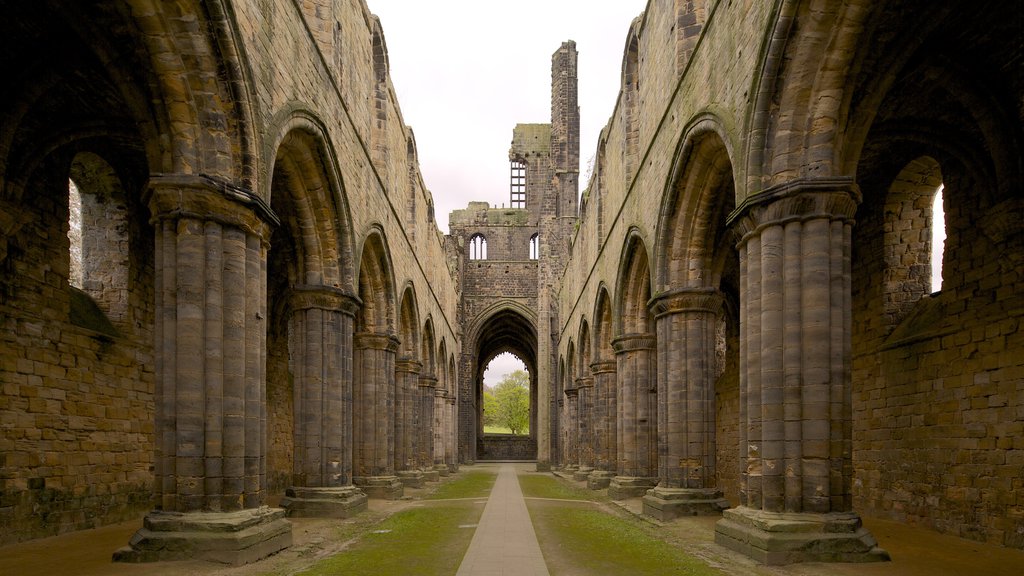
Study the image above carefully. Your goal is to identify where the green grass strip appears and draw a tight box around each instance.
[426,469,496,500]
[518,473,594,500]
[296,470,496,576]
[523,475,722,576]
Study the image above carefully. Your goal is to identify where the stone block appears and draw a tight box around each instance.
[280,486,368,518]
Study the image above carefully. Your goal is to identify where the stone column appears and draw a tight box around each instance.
[279,287,367,518]
[433,387,449,476]
[573,376,595,481]
[353,333,404,499]
[609,333,658,499]
[714,180,887,564]
[114,175,290,565]
[563,386,579,473]
[587,361,617,489]
[643,289,729,520]
[418,375,439,481]
[394,358,424,487]
[446,394,459,471]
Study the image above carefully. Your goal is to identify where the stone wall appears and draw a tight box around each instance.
[478,435,537,461]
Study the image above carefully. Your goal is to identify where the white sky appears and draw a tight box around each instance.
[366,0,649,234]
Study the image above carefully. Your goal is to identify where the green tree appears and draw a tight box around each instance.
[482,387,498,427]
[492,370,530,435]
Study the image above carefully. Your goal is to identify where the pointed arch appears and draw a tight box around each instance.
[356,228,396,335]
[614,230,654,337]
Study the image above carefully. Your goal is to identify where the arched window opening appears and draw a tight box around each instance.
[67,152,131,331]
[930,184,945,293]
[469,234,487,260]
[529,233,539,260]
[482,352,529,436]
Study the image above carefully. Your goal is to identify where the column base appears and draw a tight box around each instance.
[642,486,729,520]
[397,470,425,488]
[587,470,615,490]
[572,466,594,482]
[714,506,890,565]
[434,464,450,477]
[608,476,658,499]
[448,462,460,473]
[421,468,440,482]
[112,507,292,565]
[280,486,368,518]
[536,461,552,472]
[354,475,404,500]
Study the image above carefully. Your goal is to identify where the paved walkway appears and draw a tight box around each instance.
[456,463,550,576]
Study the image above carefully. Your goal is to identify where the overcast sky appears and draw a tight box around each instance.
[366,0,648,383]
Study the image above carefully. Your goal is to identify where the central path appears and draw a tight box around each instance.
[456,463,550,576]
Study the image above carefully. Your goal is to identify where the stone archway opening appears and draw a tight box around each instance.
[467,307,538,462]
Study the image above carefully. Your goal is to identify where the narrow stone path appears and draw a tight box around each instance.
[456,463,550,576]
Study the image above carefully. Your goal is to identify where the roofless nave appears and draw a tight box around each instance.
[0,0,1021,568]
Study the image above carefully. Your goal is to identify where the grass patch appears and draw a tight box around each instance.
[296,504,482,576]
[518,473,594,500]
[426,469,497,500]
[520,474,719,575]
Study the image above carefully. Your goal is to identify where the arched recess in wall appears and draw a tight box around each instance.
[654,118,741,504]
[395,285,421,476]
[264,119,354,494]
[370,15,390,168]
[576,319,593,470]
[842,2,1024,540]
[589,286,618,483]
[612,231,658,482]
[463,300,539,462]
[620,16,642,186]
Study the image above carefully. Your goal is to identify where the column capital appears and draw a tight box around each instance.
[576,376,594,389]
[728,177,860,243]
[564,386,579,398]
[146,173,279,241]
[589,360,617,374]
[612,332,657,354]
[419,375,438,388]
[290,285,361,316]
[395,358,423,374]
[649,288,723,317]
[354,332,400,352]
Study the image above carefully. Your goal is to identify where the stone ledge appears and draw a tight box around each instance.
[608,476,658,500]
[587,470,615,490]
[714,506,890,565]
[354,475,404,500]
[112,507,292,565]
[642,487,729,520]
[280,486,368,518]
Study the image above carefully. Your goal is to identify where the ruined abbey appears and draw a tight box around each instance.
[1,0,1021,568]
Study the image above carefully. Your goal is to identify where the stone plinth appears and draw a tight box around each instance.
[608,476,657,499]
[642,487,729,520]
[434,464,451,477]
[355,475,404,500]
[714,506,889,565]
[280,486,367,518]
[113,507,292,565]
[397,470,425,488]
[587,470,615,490]
[573,466,594,482]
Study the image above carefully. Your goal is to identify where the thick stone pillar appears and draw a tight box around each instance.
[644,289,729,519]
[279,287,367,518]
[395,358,424,487]
[573,376,595,481]
[114,175,290,565]
[587,361,617,489]
[714,180,888,564]
[563,386,579,473]
[433,387,449,476]
[418,375,439,481]
[609,333,658,499]
[353,333,404,499]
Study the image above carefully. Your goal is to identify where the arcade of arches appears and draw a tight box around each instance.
[0,0,1021,568]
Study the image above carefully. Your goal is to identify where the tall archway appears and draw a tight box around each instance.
[645,123,736,519]
[463,303,538,462]
[610,233,658,499]
[353,231,402,499]
[587,287,618,489]
[394,286,423,487]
